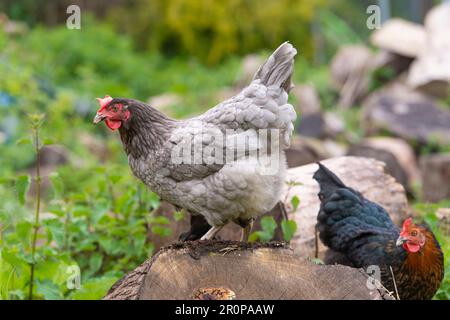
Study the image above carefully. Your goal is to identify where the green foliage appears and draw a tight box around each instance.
[15,175,30,205]
[249,216,277,243]
[108,0,327,65]
[290,195,300,212]
[281,220,297,242]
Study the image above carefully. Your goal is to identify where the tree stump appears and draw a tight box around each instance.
[104,241,385,300]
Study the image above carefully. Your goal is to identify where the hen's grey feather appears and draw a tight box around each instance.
[115,42,298,231]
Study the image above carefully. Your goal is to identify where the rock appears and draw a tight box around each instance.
[296,112,345,139]
[235,54,265,88]
[370,18,426,58]
[104,241,386,300]
[38,145,70,167]
[323,112,345,136]
[372,50,414,78]
[330,45,374,108]
[321,139,348,158]
[28,145,70,197]
[348,137,420,194]
[79,133,109,161]
[284,156,408,258]
[291,84,321,115]
[285,136,328,168]
[296,112,325,138]
[362,83,450,145]
[420,153,450,202]
[148,93,181,115]
[407,3,450,97]
[436,208,450,237]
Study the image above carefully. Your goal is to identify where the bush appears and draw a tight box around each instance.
[108,0,327,65]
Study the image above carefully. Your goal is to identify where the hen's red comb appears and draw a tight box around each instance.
[96,95,113,110]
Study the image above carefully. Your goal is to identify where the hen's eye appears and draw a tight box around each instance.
[411,230,418,237]
[111,105,118,112]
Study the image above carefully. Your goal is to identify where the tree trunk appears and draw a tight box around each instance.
[104,241,387,300]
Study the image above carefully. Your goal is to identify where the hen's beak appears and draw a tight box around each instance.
[93,113,105,124]
[396,236,408,246]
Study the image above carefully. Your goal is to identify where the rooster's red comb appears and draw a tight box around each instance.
[400,217,413,234]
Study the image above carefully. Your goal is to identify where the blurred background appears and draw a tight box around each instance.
[0,0,449,300]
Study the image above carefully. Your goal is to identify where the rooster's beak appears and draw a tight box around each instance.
[396,236,408,246]
[93,113,105,124]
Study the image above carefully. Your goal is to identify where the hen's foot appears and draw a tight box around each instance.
[200,225,223,241]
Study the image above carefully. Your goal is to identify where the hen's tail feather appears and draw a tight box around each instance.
[312,163,348,200]
[253,42,297,92]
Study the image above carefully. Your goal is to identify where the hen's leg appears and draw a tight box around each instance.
[200,225,223,241]
[179,214,212,241]
[240,219,254,242]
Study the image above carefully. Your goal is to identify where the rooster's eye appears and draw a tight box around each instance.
[111,105,118,112]
[411,230,418,237]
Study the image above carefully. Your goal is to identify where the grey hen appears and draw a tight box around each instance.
[93,42,298,241]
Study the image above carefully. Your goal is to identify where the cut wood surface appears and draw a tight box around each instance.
[104,241,385,300]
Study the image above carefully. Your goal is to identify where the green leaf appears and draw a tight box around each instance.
[43,138,55,145]
[309,258,324,265]
[99,237,114,254]
[44,219,65,248]
[15,175,30,205]
[1,249,28,271]
[68,276,118,300]
[108,174,122,184]
[8,289,25,300]
[16,137,32,146]
[260,216,277,234]
[290,195,300,212]
[36,280,63,300]
[148,192,160,209]
[16,221,33,246]
[151,225,172,237]
[49,172,63,199]
[248,230,273,243]
[152,216,170,225]
[89,253,103,273]
[248,232,259,243]
[174,211,184,222]
[281,220,297,242]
